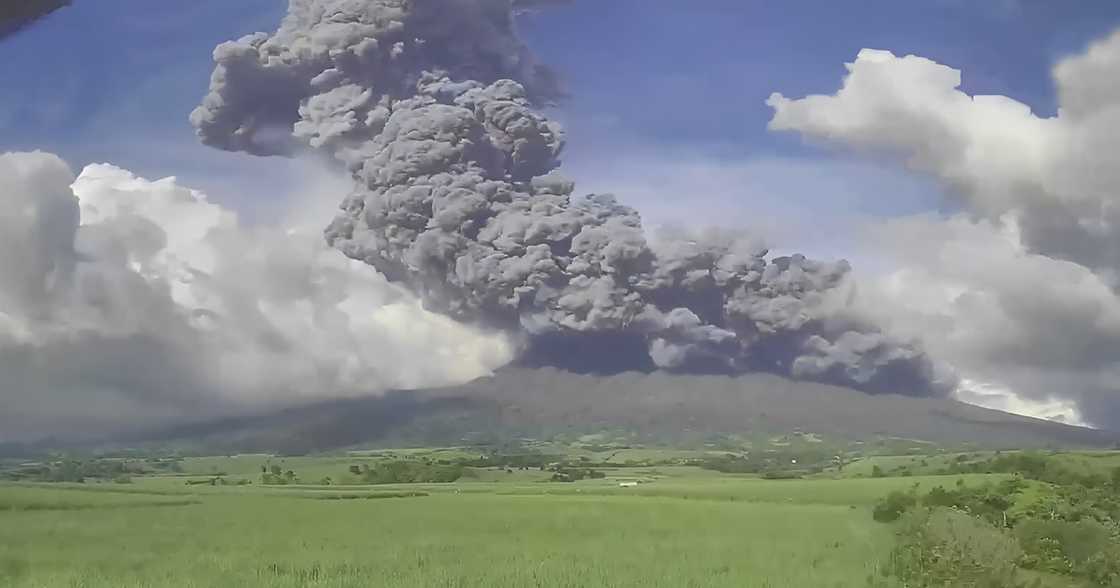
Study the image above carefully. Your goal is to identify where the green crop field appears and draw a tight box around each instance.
[3,447,1117,587]
[0,488,895,588]
[0,457,998,588]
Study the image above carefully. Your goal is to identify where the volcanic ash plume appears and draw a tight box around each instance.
[0,0,70,40]
[192,0,952,396]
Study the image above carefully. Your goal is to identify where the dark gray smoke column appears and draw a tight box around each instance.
[192,0,952,396]
[0,0,70,40]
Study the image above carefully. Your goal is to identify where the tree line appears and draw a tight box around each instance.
[871,453,1120,587]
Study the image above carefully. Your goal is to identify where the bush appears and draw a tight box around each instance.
[260,473,288,485]
[1019,536,1072,576]
[1016,519,1110,571]
[873,490,917,523]
[886,508,1028,587]
[916,480,1021,527]
[1083,547,1120,587]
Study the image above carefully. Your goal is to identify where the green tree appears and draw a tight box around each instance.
[873,490,916,522]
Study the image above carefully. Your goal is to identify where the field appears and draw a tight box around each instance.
[2,447,1116,587]
[0,488,889,587]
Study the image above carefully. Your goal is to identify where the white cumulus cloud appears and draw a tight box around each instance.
[768,29,1120,427]
[0,151,512,441]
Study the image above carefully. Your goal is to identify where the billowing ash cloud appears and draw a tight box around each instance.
[192,0,952,396]
[0,151,511,441]
[191,0,563,156]
[0,0,69,40]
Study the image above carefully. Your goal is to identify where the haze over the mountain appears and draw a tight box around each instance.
[121,368,1117,455]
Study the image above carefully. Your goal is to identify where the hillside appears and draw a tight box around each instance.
[120,368,1119,454]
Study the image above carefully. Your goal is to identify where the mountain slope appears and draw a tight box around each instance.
[130,368,1117,454]
[416,368,1112,449]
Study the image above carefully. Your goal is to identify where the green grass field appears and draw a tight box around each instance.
[0,461,1004,587]
[0,489,896,587]
[4,447,1115,587]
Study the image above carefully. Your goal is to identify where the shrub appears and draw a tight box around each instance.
[761,471,802,480]
[260,473,288,485]
[916,480,1021,527]
[1083,548,1120,587]
[1016,519,1110,571]
[873,490,917,523]
[886,508,1028,587]
[1018,536,1072,575]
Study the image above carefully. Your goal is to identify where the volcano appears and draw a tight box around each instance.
[122,368,1118,454]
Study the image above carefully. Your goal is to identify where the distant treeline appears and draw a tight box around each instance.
[0,457,183,483]
[342,461,464,485]
[698,455,765,474]
[328,456,612,485]
[457,453,655,470]
[458,454,556,469]
[696,452,832,477]
[549,468,607,483]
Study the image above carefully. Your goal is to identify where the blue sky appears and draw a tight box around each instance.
[3,0,1120,256]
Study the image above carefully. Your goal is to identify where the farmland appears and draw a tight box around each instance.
[2,446,1118,587]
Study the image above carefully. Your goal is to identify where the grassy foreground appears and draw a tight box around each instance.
[0,475,917,588]
[8,446,1117,587]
